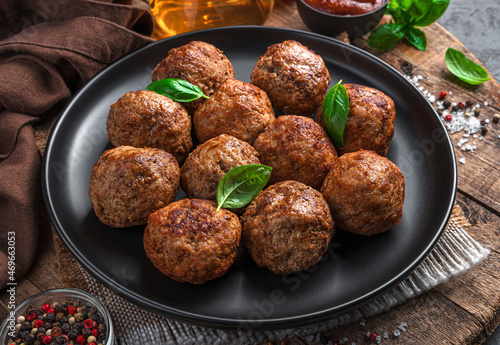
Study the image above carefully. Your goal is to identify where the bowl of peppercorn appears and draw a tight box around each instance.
[296,0,389,38]
[0,288,115,345]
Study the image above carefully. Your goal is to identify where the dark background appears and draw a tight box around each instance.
[438,1,500,344]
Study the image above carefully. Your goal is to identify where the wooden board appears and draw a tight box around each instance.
[1,1,499,344]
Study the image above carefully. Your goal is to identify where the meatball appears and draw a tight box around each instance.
[318,83,396,156]
[241,180,335,275]
[253,115,337,190]
[193,78,275,145]
[250,40,330,117]
[180,134,260,202]
[106,90,193,163]
[151,41,235,114]
[89,146,180,228]
[143,199,241,284]
[321,150,405,236]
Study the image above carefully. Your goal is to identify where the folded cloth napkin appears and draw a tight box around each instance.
[0,0,154,290]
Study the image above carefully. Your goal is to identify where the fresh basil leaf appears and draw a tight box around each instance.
[405,27,427,51]
[408,0,433,24]
[216,164,272,211]
[367,23,407,50]
[147,78,209,102]
[445,48,491,85]
[322,80,349,148]
[413,0,450,27]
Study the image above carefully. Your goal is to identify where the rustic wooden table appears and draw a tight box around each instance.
[1,1,499,344]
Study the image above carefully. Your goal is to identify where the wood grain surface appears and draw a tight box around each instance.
[1,1,499,344]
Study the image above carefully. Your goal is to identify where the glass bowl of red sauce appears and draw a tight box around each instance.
[296,0,389,38]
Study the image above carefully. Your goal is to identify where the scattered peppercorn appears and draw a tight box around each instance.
[443,100,451,108]
[481,126,488,135]
[439,91,447,99]
[474,108,481,116]
[492,114,500,123]
[369,332,378,340]
[464,112,471,119]
[445,114,453,122]
[465,100,474,108]
[457,101,465,109]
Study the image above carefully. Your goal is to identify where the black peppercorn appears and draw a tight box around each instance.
[82,328,92,338]
[61,323,70,333]
[97,333,106,342]
[21,321,32,331]
[46,313,56,323]
[68,329,79,340]
[97,324,106,334]
[34,340,43,345]
[481,126,488,135]
[25,305,36,315]
[37,327,46,334]
[465,100,474,108]
[443,100,451,108]
[24,333,36,344]
[20,330,30,339]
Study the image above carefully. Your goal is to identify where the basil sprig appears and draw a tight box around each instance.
[367,0,449,51]
[445,48,491,85]
[322,80,349,148]
[147,78,209,102]
[216,164,272,212]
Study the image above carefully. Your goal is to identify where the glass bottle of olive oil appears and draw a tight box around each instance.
[149,0,275,39]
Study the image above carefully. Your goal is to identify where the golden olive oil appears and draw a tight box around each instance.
[149,0,275,39]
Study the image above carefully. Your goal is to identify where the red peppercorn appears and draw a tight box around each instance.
[84,319,94,328]
[458,101,465,109]
[76,335,86,344]
[41,303,51,312]
[332,341,342,345]
[369,332,377,340]
[47,308,55,314]
[26,313,37,321]
[89,343,96,345]
[439,91,447,99]
[91,329,99,337]
[42,335,53,344]
[67,305,77,314]
[445,114,453,122]
[34,319,43,328]
[92,320,98,328]
[61,334,69,342]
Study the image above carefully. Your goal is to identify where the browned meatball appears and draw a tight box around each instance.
[193,78,275,145]
[106,90,193,163]
[89,146,180,228]
[321,150,405,236]
[151,41,235,114]
[318,83,396,156]
[143,199,241,284]
[241,181,335,275]
[253,115,337,190]
[180,134,260,201]
[250,40,330,117]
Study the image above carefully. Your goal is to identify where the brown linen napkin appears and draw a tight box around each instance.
[0,0,154,290]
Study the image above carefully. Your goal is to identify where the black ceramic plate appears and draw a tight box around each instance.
[42,26,456,330]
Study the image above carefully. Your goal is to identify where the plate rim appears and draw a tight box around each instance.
[42,25,457,330]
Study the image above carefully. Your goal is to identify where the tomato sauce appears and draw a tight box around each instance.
[303,0,385,15]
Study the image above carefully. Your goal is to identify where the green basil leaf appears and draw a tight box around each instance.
[216,164,272,211]
[367,23,407,50]
[407,0,433,24]
[405,27,427,51]
[413,0,450,27]
[322,80,349,148]
[147,78,209,102]
[445,48,491,85]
